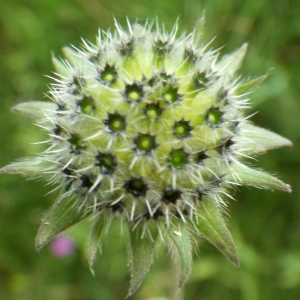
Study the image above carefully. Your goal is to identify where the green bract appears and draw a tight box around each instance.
[1,18,292,297]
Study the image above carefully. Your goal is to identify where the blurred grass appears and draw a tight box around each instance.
[0,0,300,299]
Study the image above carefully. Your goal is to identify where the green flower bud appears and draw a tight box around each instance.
[0,18,292,297]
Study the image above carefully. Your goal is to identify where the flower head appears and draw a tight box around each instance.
[1,18,292,297]
[50,235,75,258]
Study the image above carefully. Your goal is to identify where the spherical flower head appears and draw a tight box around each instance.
[1,18,292,297]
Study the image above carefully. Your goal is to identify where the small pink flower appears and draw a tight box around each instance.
[50,236,75,258]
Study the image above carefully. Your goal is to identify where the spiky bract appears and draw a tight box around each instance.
[1,18,292,297]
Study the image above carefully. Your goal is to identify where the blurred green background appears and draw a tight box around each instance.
[0,0,299,299]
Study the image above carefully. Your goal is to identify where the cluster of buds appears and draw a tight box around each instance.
[1,19,291,297]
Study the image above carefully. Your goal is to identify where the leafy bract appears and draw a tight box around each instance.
[86,214,107,273]
[235,75,267,95]
[126,223,158,298]
[12,101,57,119]
[217,43,248,77]
[167,222,193,288]
[228,162,291,193]
[36,197,90,249]
[239,123,292,155]
[196,197,239,266]
[0,159,53,177]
